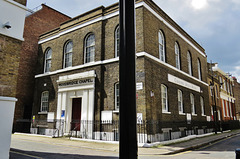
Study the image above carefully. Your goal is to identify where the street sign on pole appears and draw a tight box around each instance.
[119,0,138,158]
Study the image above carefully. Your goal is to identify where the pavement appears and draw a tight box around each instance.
[12,129,240,156]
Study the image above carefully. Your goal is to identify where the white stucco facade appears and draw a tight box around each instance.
[0,0,27,41]
[0,96,17,159]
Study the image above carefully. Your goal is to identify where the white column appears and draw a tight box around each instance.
[61,92,67,134]
[87,89,95,138]
[80,90,89,138]
[56,93,62,119]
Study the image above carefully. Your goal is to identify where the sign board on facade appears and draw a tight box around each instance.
[186,113,191,124]
[136,82,143,90]
[58,78,94,88]
[61,110,65,118]
[206,116,211,122]
[101,111,112,124]
[137,113,143,124]
[168,74,201,92]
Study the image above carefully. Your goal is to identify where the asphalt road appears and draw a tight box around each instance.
[10,134,240,159]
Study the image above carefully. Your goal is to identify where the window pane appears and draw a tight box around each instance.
[175,43,180,69]
[41,92,49,112]
[115,27,120,57]
[159,31,165,62]
[161,85,168,112]
[64,41,73,68]
[115,83,119,110]
[85,34,95,63]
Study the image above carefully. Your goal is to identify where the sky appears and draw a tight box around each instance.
[27,0,240,81]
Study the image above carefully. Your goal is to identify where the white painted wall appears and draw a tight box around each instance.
[0,96,17,159]
[0,0,27,41]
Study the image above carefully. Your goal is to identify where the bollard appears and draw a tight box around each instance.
[236,148,240,159]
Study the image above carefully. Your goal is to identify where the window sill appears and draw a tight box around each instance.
[113,110,119,113]
[162,111,171,114]
[179,112,186,115]
[192,113,197,116]
[38,112,48,115]
[202,114,206,117]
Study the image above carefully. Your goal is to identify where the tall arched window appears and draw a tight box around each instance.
[197,58,202,80]
[161,84,168,112]
[85,33,95,63]
[187,51,192,76]
[175,42,180,69]
[190,93,196,114]
[115,26,120,57]
[63,40,73,68]
[44,48,52,73]
[159,30,165,62]
[178,89,183,113]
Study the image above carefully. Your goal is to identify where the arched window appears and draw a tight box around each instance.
[187,51,192,76]
[41,91,49,112]
[115,83,119,110]
[200,96,205,115]
[190,93,196,114]
[161,84,168,112]
[159,30,165,62]
[115,26,120,57]
[63,40,73,68]
[175,42,180,69]
[44,48,52,73]
[178,89,183,113]
[197,58,202,80]
[85,33,95,63]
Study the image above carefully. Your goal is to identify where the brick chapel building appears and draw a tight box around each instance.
[31,0,211,142]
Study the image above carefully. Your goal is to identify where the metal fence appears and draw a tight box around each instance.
[15,119,240,143]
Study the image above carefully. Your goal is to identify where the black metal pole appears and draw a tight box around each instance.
[119,0,138,159]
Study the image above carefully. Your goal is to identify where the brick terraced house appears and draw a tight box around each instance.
[31,0,212,143]
[14,4,70,133]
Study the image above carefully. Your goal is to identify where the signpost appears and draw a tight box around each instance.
[119,0,138,158]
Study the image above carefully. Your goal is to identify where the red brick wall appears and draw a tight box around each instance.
[14,4,70,132]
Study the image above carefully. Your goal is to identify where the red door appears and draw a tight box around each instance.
[71,98,82,131]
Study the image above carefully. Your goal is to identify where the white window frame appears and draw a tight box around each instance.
[178,89,184,114]
[41,91,49,112]
[197,59,202,80]
[200,96,205,116]
[115,83,119,110]
[161,84,168,113]
[44,48,52,73]
[84,33,95,63]
[63,41,73,68]
[175,42,180,69]
[115,26,120,58]
[159,30,165,62]
[187,51,192,76]
[190,93,196,115]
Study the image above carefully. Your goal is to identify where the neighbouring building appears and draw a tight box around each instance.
[233,77,240,120]
[207,63,221,120]
[14,4,70,133]
[0,0,27,158]
[212,63,236,121]
[31,0,211,143]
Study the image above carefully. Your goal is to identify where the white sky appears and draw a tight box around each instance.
[27,0,240,81]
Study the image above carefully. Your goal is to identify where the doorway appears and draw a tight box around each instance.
[71,98,82,131]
